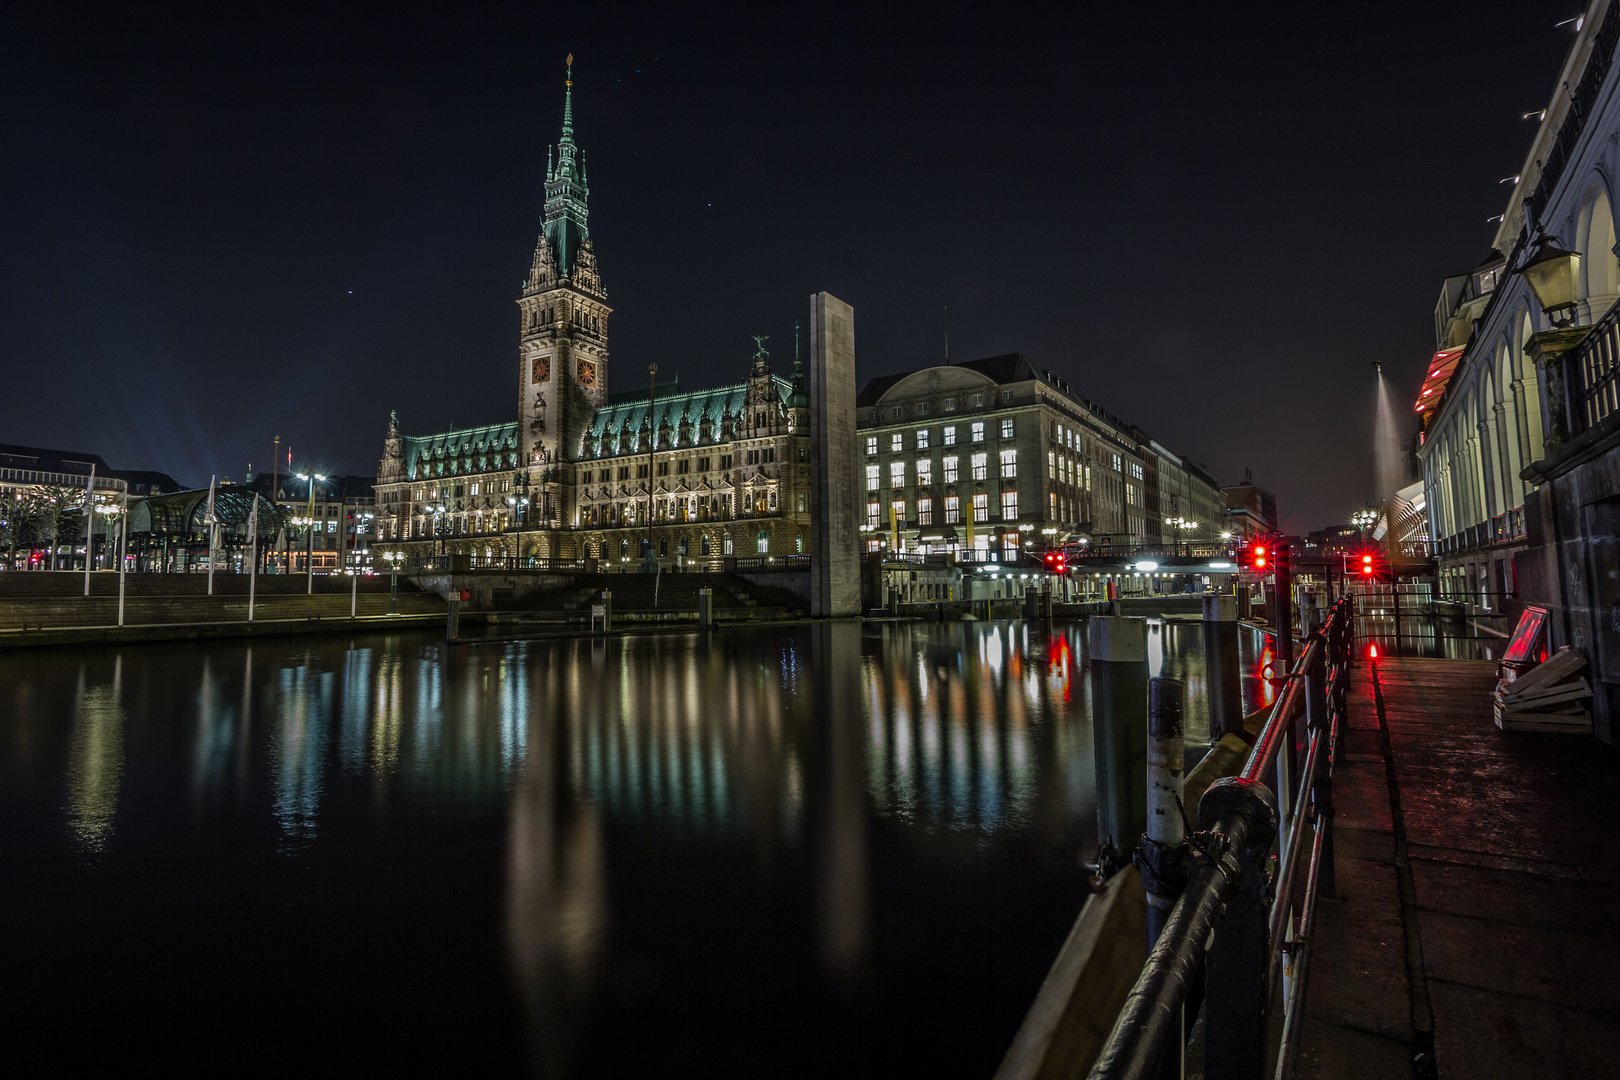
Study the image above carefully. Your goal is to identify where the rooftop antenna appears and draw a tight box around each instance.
[944,304,950,363]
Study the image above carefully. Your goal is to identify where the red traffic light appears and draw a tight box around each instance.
[1252,545,1268,570]
[1361,553,1375,576]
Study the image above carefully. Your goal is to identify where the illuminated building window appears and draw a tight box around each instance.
[891,499,907,524]
[918,498,934,525]
[866,436,878,456]
[890,461,905,487]
[971,422,985,443]
[944,425,957,446]
[1000,450,1017,478]
[944,496,961,524]
[972,492,989,520]
[943,456,958,482]
[867,502,881,527]
[916,459,932,486]
[916,429,930,450]
[867,465,880,491]
[1002,491,1019,519]
[891,432,903,452]
[971,453,988,480]
[1001,418,1014,439]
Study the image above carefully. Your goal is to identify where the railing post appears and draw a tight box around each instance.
[1305,641,1335,900]
[1090,616,1149,874]
[1138,676,1187,948]
[1200,778,1280,1080]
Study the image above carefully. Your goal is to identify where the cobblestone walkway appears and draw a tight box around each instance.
[1297,655,1620,1079]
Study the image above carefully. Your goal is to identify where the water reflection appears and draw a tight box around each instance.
[66,655,125,853]
[3,618,1274,1077]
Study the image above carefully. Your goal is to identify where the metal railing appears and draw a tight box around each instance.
[1089,597,1352,1080]
[1572,298,1620,433]
[1435,505,1525,556]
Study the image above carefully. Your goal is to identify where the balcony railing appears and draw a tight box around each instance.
[1435,506,1524,556]
[1571,298,1620,433]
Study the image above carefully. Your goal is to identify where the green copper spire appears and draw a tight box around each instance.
[542,53,590,280]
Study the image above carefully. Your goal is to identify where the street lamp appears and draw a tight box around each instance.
[1522,229,1582,327]
[294,472,327,594]
[426,502,446,559]
[380,549,404,614]
[507,485,530,569]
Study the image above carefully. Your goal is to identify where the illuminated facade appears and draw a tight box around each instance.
[854,354,1222,559]
[373,60,812,564]
[1415,4,1620,742]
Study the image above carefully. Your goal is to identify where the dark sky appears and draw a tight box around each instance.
[0,4,1577,532]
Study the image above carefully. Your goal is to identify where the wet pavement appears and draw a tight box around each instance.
[1298,656,1620,1079]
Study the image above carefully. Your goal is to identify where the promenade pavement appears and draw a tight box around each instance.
[1296,655,1620,1079]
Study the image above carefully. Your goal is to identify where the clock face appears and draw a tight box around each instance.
[577,358,597,388]
[531,354,550,384]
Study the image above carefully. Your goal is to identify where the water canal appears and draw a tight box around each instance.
[3,619,1293,1074]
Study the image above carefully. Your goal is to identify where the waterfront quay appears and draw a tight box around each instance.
[1298,656,1620,1079]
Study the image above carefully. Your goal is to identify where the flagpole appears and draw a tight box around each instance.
[248,494,259,622]
[205,475,218,596]
[83,464,96,596]
[117,490,128,627]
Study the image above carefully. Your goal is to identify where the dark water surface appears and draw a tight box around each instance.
[1,619,1270,1075]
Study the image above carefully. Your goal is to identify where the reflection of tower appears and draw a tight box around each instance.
[810,622,869,982]
[517,55,612,473]
[504,649,607,1074]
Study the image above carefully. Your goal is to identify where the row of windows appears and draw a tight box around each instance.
[1048,452,1092,491]
[866,418,1014,456]
[594,453,741,483]
[866,491,1019,526]
[865,451,1019,490]
[585,530,797,559]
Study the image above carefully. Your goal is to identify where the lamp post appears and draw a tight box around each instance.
[294,472,327,594]
[426,502,446,561]
[507,480,530,570]
[381,549,403,614]
[645,362,658,569]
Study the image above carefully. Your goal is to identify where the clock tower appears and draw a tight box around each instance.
[517,54,611,470]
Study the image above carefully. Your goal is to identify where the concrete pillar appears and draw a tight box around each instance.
[1089,616,1148,869]
[1202,593,1241,739]
[809,292,860,617]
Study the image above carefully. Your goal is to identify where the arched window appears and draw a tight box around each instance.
[757,530,769,554]
[723,532,734,555]
[1579,184,1620,304]
[702,534,711,555]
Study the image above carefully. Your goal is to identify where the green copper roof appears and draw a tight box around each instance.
[543,57,590,278]
[401,422,520,479]
[581,376,795,457]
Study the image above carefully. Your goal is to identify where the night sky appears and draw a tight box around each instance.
[0,5,1577,532]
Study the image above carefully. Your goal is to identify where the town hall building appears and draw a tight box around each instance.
[374,59,813,566]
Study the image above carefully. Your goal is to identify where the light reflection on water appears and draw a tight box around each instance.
[1,618,1271,1076]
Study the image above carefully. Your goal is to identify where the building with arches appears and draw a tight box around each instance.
[372,59,813,567]
[1417,3,1620,740]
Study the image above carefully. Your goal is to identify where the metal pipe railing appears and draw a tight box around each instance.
[1089,596,1352,1080]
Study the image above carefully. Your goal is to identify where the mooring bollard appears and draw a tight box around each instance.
[1139,676,1186,949]
[1202,593,1241,740]
[1090,616,1148,874]
[446,596,460,641]
[698,587,712,628]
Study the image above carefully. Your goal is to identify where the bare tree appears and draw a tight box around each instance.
[19,486,86,570]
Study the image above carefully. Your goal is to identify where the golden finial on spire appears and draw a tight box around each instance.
[566,53,573,87]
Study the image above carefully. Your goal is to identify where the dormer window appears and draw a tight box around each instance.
[1477,265,1503,294]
